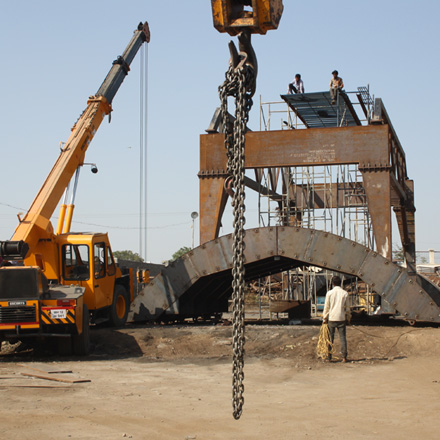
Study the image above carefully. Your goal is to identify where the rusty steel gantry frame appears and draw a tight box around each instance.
[128,2,437,326]
[130,91,440,324]
[198,96,416,274]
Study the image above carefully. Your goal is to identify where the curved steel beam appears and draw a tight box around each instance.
[129,227,440,323]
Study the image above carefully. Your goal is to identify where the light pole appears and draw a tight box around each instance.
[191,211,199,249]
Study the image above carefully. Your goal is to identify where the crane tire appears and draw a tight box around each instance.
[109,285,130,327]
[73,304,90,356]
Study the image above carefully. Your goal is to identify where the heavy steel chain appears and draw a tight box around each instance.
[219,56,255,420]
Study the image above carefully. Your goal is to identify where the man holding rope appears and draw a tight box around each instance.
[323,276,351,362]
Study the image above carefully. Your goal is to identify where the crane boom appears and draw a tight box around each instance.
[7,22,150,257]
[97,22,150,104]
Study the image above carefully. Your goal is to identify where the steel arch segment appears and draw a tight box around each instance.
[243,227,278,264]
[130,226,440,323]
[278,227,370,275]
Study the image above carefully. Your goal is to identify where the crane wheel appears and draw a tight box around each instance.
[109,285,130,327]
[73,304,90,356]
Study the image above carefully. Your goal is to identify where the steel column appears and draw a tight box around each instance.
[199,176,228,244]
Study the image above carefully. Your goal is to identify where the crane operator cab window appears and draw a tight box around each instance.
[94,243,106,279]
[62,244,90,281]
[107,246,116,276]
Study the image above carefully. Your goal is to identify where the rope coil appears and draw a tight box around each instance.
[316,323,333,360]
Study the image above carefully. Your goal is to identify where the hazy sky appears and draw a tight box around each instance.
[0,0,439,263]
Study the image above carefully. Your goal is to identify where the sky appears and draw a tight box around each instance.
[0,0,439,263]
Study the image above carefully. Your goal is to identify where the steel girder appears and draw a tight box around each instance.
[199,124,416,264]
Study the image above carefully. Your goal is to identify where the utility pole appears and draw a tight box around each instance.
[191,211,199,249]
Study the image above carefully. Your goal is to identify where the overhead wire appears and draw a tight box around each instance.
[0,202,24,211]
[0,201,187,231]
[71,220,189,230]
[0,202,204,218]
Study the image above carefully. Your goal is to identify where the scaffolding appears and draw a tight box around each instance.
[256,88,377,318]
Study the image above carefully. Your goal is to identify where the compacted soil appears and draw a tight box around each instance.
[1,322,439,439]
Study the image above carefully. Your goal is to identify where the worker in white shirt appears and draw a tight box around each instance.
[288,73,304,94]
[323,275,351,362]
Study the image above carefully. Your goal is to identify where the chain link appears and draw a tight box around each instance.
[219,59,254,420]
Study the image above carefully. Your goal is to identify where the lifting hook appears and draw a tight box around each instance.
[228,29,258,97]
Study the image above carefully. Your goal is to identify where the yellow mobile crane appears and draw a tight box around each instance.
[0,22,150,355]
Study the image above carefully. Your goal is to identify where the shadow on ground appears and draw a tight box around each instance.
[0,326,144,363]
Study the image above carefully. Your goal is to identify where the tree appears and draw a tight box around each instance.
[417,255,428,264]
[113,250,144,262]
[171,246,191,262]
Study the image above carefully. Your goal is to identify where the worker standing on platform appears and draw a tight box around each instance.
[330,70,344,104]
[323,275,350,362]
[288,73,304,94]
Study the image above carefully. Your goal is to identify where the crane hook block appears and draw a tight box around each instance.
[211,0,283,36]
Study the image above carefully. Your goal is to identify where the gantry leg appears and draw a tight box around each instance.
[361,170,392,260]
[199,176,228,244]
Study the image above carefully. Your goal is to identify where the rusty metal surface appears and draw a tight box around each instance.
[292,182,366,209]
[361,171,392,259]
[129,226,440,324]
[200,125,390,171]
[199,118,416,267]
[199,124,393,244]
[199,176,228,245]
[269,299,309,314]
[371,98,416,266]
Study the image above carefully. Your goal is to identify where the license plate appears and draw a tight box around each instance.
[51,309,67,319]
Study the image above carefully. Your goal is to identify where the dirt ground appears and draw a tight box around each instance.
[1,321,440,439]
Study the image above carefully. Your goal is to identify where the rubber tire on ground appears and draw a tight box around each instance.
[72,304,90,356]
[109,285,130,327]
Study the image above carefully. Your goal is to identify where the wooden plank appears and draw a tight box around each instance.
[20,372,91,384]
[17,363,73,375]
[0,385,71,389]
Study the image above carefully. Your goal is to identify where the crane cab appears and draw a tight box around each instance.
[57,233,132,325]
